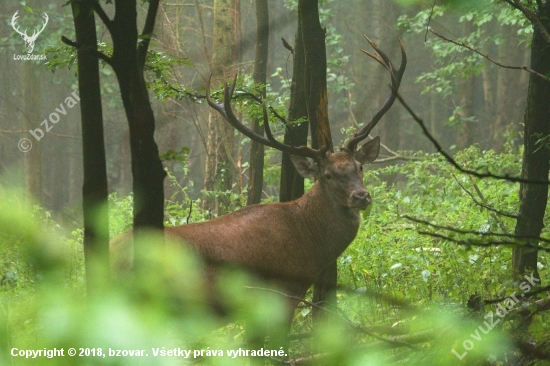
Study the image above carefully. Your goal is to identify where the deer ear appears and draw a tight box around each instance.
[290,156,318,178]
[355,136,380,164]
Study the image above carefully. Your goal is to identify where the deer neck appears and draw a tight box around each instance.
[297,182,362,259]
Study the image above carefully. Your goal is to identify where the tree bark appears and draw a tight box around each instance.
[300,0,332,152]
[203,0,240,214]
[280,5,308,203]
[108,0,166,268]
[203,113,219,213]
[23,63,42,205]
[246,0,268,206]
[71,0,110,296]
[279,0,336,322]
[512,3,550,280]
[298,0,335,323]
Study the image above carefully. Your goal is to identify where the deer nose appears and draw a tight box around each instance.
[350,190,371,209]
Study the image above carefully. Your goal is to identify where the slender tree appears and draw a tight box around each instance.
[22,63,42,205]
[457,19,476,150]
[247,0,269,206]
[68,0,110,295]
[203,0,240,214]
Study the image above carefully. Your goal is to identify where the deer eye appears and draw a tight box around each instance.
[325,173,332,180]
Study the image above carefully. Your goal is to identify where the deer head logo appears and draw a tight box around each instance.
[11,11,49,54]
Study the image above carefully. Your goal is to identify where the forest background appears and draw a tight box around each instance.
[1,0,550,365]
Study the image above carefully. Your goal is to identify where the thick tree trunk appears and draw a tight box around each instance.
[512,4,550,280]
[279,0,336,322]
[300,0,332,151]
[298,0,335,323]
[280,5,308,202]
[71,0,110,296]
[246,0,269,206]
[110,1,166,269]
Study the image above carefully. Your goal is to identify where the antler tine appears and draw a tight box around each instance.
[259,97,324,160]
[362,35,393,73]
[345,37,407,152]
[209,74,274,148]
[261,97,276,143]
[207,74,325,161]
[205,74,228,120]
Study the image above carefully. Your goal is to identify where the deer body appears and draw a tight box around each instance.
[111,146,379,317]
[111,37,406,327]
[169,157,367,290]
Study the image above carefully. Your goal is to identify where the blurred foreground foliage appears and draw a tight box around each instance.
[1,145,549,365]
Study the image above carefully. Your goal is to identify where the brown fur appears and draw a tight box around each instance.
[110,140,380,322]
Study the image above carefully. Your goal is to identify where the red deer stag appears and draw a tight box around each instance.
[111,37,406,324]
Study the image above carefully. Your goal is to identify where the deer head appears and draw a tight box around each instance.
[206,36,406,211]
[111,38,407,333]
[289,137,380,210]
[12,11,49,54]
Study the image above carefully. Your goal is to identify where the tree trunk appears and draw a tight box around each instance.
[456,22,475,150]
[280,5,309,203]
[203,113,219,213]
[23,63,42,205]
[71,0,110,296]
[246,0,269,206]
[512,3,550,280]
[203,0,240,214]
[300,0,332,152]
[109,0,166,268]
[298,0,335,323]
[457,75,475,149]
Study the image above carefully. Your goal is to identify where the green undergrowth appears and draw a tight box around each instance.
[2,146,550,365]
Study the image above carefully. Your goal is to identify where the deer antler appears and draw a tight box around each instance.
[11,11,26,38]
[206,75,328,160]
[345,36,407,152]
